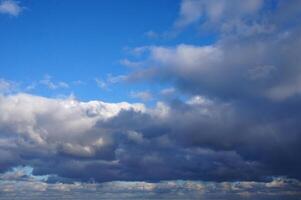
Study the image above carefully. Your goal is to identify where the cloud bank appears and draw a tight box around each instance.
[0,92,300,184]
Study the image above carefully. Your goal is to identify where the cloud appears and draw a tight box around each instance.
[95,78,108,91]
[160,87,176,96]
[0,78,17,94]
[60,1,301,184]
[40,75,69,90]
[130,91,153,101]
[0,92,301,183]
[0,0,23,16]
[106,74,127,84]
[1,2,301,198]
[174,0,263,29]
[95,74,127,91]
[120,59,143,68]
[145,30,159,39]
[0,167,300,200]
[127,4,301,101]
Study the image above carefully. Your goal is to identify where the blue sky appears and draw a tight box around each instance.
[0,0,218,103]
[0,1,197,101]
[1,0,301,199]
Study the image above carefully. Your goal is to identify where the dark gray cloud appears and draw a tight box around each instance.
[0,93,300,184]
[110,0,301,183]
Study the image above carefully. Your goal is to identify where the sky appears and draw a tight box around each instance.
[0,0,301,199]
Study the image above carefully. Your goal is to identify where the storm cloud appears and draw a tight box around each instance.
[0,92,300,184]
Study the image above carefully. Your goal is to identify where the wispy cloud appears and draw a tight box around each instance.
[160,87,175,96]
[40,75,69,90]
[130,90,153,101]
[119,59,143,68]
[174,0,263,29]
[95,78,108,91]
[95,74,127,91]
[145,30,159,39]
[0,78,17,93]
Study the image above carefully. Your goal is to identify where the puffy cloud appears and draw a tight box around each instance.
[127,1,301,102]
[0,0,23,17]
[0,92,300,183]
[0,93,145,162]
[120,0,301,102]
[128,29,301,101]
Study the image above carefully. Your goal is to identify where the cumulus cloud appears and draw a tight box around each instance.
[0,93,145,160]
[80,0,301,184]
[127,1,301,101]
[0,0,23,16]
[0,92,301,183]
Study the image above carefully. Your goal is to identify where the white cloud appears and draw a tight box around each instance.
[127,27,301,100]
[150,44,223,71]
[0,0,23,16]
[60,139,105,158]
[0,93,145,147]
[187,95,212,106]
[126,130,144,144]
